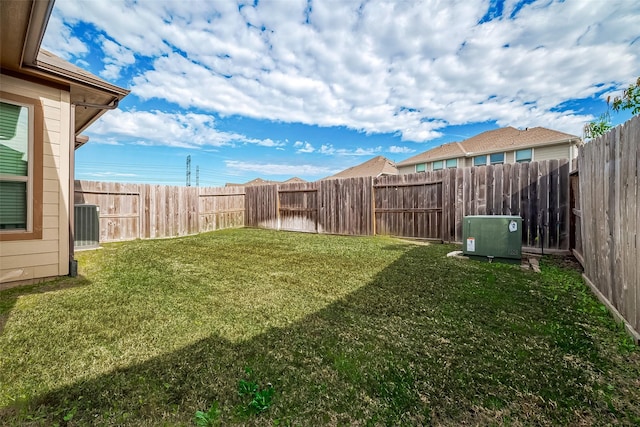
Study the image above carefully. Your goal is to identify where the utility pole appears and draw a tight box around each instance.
[196,165,200,187]
[186,155,191,187]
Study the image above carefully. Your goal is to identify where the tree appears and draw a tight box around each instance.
[611,76,640,115]
[583,76,640,140]
[583,111,611,140]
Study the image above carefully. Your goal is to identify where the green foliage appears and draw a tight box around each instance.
[194,402,221,427]
[611,76,640,115]
[583,111,612,140]
[584,76,640,140]
[237,367,275,415]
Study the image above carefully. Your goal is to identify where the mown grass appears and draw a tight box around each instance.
[0,228,638,426]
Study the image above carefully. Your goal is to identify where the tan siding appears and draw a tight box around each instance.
[34,264,60,278]
[534,144,570,161]
[44,142,61,158]
[0,75,62,99]
[44,178,59,192]
[0,76,69,285]
[43,215,59,229]
[42,227,59,240]
[43,202,59,217]
[397,165,416,174]
[2,252,60,269]
[43,129,61,145]
[43,191,59,204]
[44,165,60,180]
[506,151,515,163]
[58,91,71,276]
[0,240,59,256]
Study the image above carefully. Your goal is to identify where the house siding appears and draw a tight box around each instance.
[0,75,71,286]
[534,144,570,161]
[397,165,416,174]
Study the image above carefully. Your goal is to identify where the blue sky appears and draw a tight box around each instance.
[43,0,639,186]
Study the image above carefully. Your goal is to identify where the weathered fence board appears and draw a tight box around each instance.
[319,177,373,235]
[278,182,318,233]
[374,173,443,239]
[199,187,245,233]
[578,115,639,338]
[75,181,244,242]
[242,160,570,248]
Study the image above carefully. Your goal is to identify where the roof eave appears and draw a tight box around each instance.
[21,0,55,67]
[30,56,130,97]
[464,137,581,157]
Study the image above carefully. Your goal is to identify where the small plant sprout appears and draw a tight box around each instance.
[194,402,221,427]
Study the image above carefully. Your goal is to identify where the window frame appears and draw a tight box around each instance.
[489,152,505,165]
[432,160,443,171]
[415,163,426,173]
[515,148,533,163]
[445,158,458,169]
[473,155,487,166]
[0,92,43,241]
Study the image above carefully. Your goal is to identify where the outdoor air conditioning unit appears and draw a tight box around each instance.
[462,215,522,263]
[74,204,100,249]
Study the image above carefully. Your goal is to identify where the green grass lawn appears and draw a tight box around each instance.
[1,228,638,426]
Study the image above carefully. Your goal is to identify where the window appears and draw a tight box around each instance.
[490,152,505,165]
[415,163,426,172]
[0,92,43,240]
[473,155,487,166]
[432,160,443,171]
[446,159,457,169]
[515,148,532,163]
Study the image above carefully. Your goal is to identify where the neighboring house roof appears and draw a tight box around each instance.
[283,177,306,184]
[324,156,398,179]
[0,0,130,146]
[225,177,307,187]
[397,126,581,166]
[396,141,466,166]
[461,126,579,155]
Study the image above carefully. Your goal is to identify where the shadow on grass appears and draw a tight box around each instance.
[0,276,91,335]
[1,245,637,426]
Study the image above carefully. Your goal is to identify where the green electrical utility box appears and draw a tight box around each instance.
[462,215,522,262]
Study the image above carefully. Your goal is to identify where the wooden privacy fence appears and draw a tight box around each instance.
[245,177,374,235]
[244,159,571,251]
[74,181,244,242]
[576,115,639,338]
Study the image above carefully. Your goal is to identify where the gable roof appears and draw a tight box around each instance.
[325,156,398,179]
[225,177,307,187]
[462,126,579,155]
[397,126,580,166]
[396,141,465,166]
[283,177,306,184]
[0,0,129,141]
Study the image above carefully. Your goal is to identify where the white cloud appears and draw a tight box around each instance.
[317,144,382,156]
[225,160,338,176]
[49,0,640,139]
[87,110,281,149]
[388,146,416,154]
[295,141,315,153]
[41,11,88,58]
[99,36,136,79]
